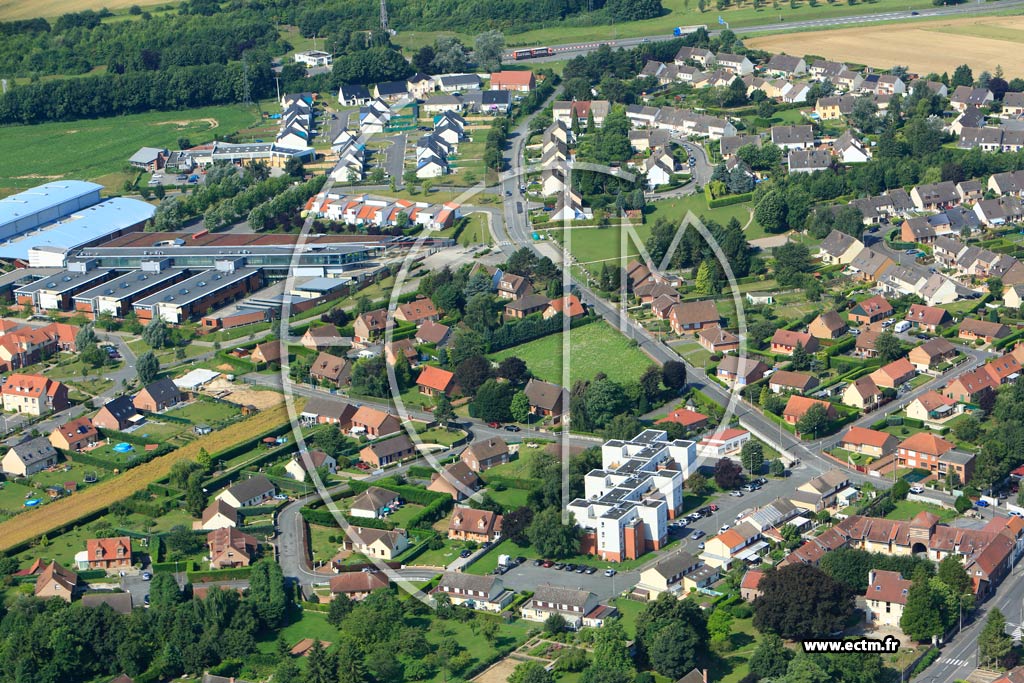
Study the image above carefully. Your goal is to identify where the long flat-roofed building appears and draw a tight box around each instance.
[15,261,116,311]
[73,261,189,318]
[132,261,263,323]
[568,429,696,562]
[0,182,155,266]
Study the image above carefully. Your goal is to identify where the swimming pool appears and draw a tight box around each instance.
[24,499,41,507]
[113,442,133,453]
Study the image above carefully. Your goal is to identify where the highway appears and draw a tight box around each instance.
[504,0,1024,61]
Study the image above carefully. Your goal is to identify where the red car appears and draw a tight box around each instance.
[709,504,718,512]
[487,421,501,428]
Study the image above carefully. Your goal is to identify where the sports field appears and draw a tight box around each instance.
[747,14,1024,75]
[488,320,655,385]
[0,103,266,197]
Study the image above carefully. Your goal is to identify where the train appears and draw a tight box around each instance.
[512,47,554,60]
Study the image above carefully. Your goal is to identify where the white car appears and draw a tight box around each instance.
[719,524,731,533]
[909,485,924,494]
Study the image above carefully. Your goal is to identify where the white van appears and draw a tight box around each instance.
[894,320,911,333]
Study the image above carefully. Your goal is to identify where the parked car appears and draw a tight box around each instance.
[504,425,521,432]
[690,530,705,540]
[141,572,152,581]
[487,421,501,428]
[754,478,767,486]
[975,500,990,508]
[553,563,566,570]
[584,566,597,574]
[533,559,544,566]
[459,549,472,558]
[604,569,617,577]
[542,560,554,568]
[730,490,744,497]
[708,504,719,512]
[719,524,731,533]
[909,485,924,494]
[516,556,527,565]
[698,542,705,550]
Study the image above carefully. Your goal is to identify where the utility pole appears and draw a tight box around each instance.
[380,0,390,33]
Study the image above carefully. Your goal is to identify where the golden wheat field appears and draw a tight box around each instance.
[747,14,1024,75]
[0,404,295,552]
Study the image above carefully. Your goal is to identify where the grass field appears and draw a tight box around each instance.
[647,194,758,235]
[0,0,173,20]
[394,0,940,50]
[0,103,266,197]
[548,222,653,269]
[489,321,654,385]
[886,499,958,523]
[458,212,493,245]
[747,14,1024,75]
[0,404,294,553]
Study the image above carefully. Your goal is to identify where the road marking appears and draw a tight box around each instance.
[938,658,969,667]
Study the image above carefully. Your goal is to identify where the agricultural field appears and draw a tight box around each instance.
[0,404,294,552]
[0,0,174,20]
[488,321,655,386]
[0,103,267,197]
[747,14,1024,75]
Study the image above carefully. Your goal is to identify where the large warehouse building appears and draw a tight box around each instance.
[0,181,156,266]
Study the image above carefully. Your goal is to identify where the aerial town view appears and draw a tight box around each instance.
[3,0,1024,681]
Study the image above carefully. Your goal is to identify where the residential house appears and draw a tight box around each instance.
[350,406,402,437]
[329,571,389,600]
[770,329,819,356]
[353,310,389,343]
[349,486,401,519]
[697,428,751,458]
[720,134,761,159]
[1,374,69,416]
[714,52,754,75]
[906,391,961,426]
[740,569,765,602]
[34,561,78,601]
[200,499,238,531]
[359,434,416,468]
[635,551,713,600]
[975,196,1024,226]
[908,338,957,372]
[904,304,951,332]
[416,365,455,397]
[842,376,882,411]
[341,527,409,560]
[428,461,481,500]
[791,470,851,511]
[461,437,510,472]
[447,507,504,543]
[49,417,98,452]
[216,475,275,508]
[950,85,994,112]
[92,395,139,431]
[764,54,807,78]
[668,300,720,333]
[656,408,709,432]
[1,437,59,477]
[983,353,1022,385]
[374,80,409,102]
[133,377,181,413]
[552,100,610,128]
[384,338,419,367]
[524,378,566,420]
[208,527,260,568]
[788,149,832,174]
[864,569,912,628]
[848,248,895,282]
[855,329,881,358]
[394,298,439,324]
[769,371,819,395]
[544,295,585,320]
[809,311,848,339]
[700,522,764,569]
[697,326,740,354]
[911,181,960,211]
[520,585,603,630]
[416,320,451,346]
[301,323,344,350]
[299,396,357,429]
[818,230,865,265]
[310,352,350,387]
[716,356,769,386]
[433,572,513,612]
[770,125,814,150]
[674,46,715,67]
[497,272,529,300]
[250,341,284,365]
[959,318,1010,344]
[848,295,893,325]
[783,396,837,428]
[944,366,997,403]
[897,432,974,482]
[85,537,132,571]
[489,71,535,92]
[406,72,435,99]
[957,179,985,204]
[1002,92,1024,117]
[338,84,372,107]
[988,170,1024,197]
[284,449,337,482]
[504,294,550,319]
[839,426,898,458]
[833,129,871,163]
[869,357,916,389]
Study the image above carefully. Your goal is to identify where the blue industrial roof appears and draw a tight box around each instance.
[0,197,157,260]
[295,277,348,293]
[0,181,103,226]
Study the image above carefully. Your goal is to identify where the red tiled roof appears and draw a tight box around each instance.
[416,365,455,392]
[841,426,893,448]
[899,432,954,456]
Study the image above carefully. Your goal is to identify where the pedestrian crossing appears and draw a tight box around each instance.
[937,657,970,667]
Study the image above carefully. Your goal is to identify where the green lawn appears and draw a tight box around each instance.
[487,486,531,509]
[467,537,671,574]
[166,399,242,426]
[489,321,654,386]
[418,427,467,447]
[458,213,492,246]
[256,609,339,654]
[547,222,654,268]
[0,103,266,197]
[646,193,758,235]
[886,500,958,523]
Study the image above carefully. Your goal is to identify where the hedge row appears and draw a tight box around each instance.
[300,507,395,530]
[479,474,541,491]
[707,191,754,209]
[186,566,253,583]
[348,477,449,507]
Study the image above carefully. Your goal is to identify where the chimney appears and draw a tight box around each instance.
[702,669,708,683]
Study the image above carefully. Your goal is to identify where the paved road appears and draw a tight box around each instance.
[387,133,408,188]
[504,0,1024,60]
